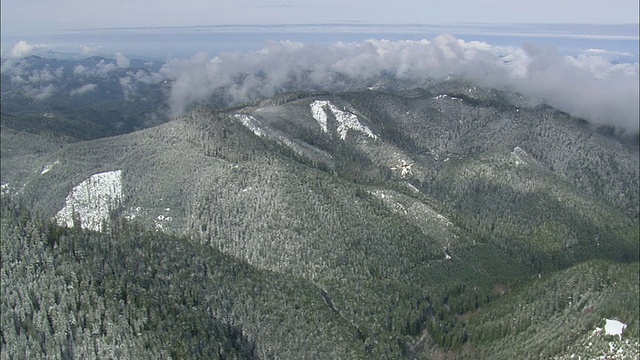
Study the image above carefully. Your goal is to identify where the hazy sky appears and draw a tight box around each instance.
[2,0,639,34]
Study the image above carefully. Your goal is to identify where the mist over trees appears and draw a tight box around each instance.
[159,37,639,132]
[3,36,638,134]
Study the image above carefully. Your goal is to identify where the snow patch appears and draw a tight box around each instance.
[405,183,421,193]
[512,146,532,166]
[370,189,453,227]
[55,170,123,232]
[233,112,333,164]
[154,208,173,231]
[310,100,377,140]
[605,319,627,337]
[433,94,463,101]
[40,160,60,175]
[391,159,414,178]
[122,206,141,221]
[310,100,329,133]
[233,114,265,137]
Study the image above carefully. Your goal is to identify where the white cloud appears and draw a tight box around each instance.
[119,76,134,98]
[11,41,36,58]
[9,40,50,58]
[70,83,97,95]
[115,52,130,68]
[119,70,164,98]
[161,36,639,132]
[23,84,56,100]
[10,75,25,85]
[1,58,24,75]
[79,45,102,57]
[85,60,118,77]
[27,68,56,83]
[130,69,163,84]
[73,65,87,75]
[2,58,62,87]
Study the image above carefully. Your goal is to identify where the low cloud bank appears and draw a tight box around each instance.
[161,35,639,133]
[2,38,638,133]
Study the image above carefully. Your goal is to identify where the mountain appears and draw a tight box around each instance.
[1,78,638,359]
[1,56,169,141]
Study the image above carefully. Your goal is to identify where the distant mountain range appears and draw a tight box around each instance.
[1,55,168,140]
[1,55,638,359]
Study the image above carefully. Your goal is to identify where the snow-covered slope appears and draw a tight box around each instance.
[310,100,377,140]
[55,170,123,232]
[233,114,266,137]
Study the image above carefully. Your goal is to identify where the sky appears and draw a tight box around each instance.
[2,0,639,35]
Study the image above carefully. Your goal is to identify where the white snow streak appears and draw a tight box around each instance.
[40,160,60,175]
[310,100,376,140]
[233,114,266,137]
[512,146,533,166]
[310,100,329,133]
[433,94,463,101]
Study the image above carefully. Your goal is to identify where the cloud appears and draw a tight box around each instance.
[54,66,64,78]
[583,48,636,63]
[130,69,164,84]
[84,60,118,77]
[119,70,164,98]
[115,52,130,68]
[10,75,25,85]
[1,58,25,75]
[73,65,87,75]
[9,40,50,58]
[161,36,639,132]
[2,59,61,85]
[70,59,119,77]
[79,45,102,57]
[23,84,56,100]
[518,44,639,132]
[70,83,97,95]
[27,68,57,83]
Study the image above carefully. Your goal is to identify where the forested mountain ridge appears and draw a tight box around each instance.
[2,82,638,359]
[0,200,365,359]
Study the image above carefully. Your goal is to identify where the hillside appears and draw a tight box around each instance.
[2,82,638,359]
